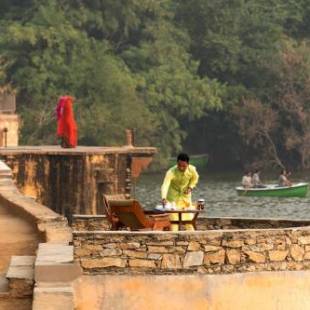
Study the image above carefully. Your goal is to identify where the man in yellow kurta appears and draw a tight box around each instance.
[161,153,199,230]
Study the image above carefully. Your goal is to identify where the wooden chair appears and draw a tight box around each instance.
[109,199,171,231]
[102,195,124,230]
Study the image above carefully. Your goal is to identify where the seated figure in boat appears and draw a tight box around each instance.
[252,169,266,188]
[241,170,253,188]
[278,169,292,187]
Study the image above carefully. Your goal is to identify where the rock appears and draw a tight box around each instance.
[147,246,171,253]
[188,241,201,251]
[204,249,225,265]
[123,250,147,258]
[147,254,162,260]
[244,251,266,263]
[161,254,182,269]
[184,251,204,268]
[222,240,243,248]
[101,248,122,257]
[204,245,222,252]
[226,249,241,265]
[268,250,288,262]
[81,258,126,269]
[290,244,305,261]
[298,236,310,245]
[129,259,156,268]
[244,239,256,245]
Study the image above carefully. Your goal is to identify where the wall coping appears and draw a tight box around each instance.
[72,213,310,223]
[73,225,310,235]
[0,145,157,156]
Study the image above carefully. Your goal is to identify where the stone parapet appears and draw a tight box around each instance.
[74,224,310,274]
[0,146,156,217]
[0,160,72,243]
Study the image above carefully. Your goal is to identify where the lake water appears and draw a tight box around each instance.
[135,171,310,220]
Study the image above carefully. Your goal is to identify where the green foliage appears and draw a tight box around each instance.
[0,0,310,169]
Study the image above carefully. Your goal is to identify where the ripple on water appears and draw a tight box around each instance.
[136,172,310,220]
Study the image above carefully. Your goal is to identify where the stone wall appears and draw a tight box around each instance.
[74,223,310,274]
[0,146,156,217]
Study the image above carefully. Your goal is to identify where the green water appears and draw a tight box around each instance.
[135,170,310,220]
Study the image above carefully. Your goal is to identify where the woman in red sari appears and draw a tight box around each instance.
[56,96,77,148]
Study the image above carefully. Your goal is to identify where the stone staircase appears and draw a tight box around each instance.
[0,255,35,310]
[32,243,82,310]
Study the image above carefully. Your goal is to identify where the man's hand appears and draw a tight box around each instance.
[162,198,167,206]
[184,187,192,195]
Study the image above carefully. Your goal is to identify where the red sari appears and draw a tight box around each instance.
[56,96,77,148]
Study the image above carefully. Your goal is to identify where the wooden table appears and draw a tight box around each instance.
[149,209,202,230]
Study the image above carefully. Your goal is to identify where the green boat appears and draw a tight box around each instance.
[168,154,208,169]
[236,182,308,197]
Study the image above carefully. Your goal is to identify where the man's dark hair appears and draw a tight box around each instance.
[177,153,190,163]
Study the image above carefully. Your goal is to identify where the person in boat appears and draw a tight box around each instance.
[56,95,78,148]
[252,169,266,188]
[161,153,199,231]
[278,169,292,187]
[241,170,253,188]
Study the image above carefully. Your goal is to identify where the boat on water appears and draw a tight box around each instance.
[236,182,309,197]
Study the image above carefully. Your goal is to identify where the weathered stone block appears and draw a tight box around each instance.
[100,248,122,257]
[226,249,241,265]
[298,236,310,245]
[123,250,147,258]
[290,244,305,261]
[188,241,201,251]
[119,242,140,250]
[147,246,171,253]
[147,254,162,260]
[268,250,288,262]
[129,259,156,268]
[244,251,266,263]
[161,254,182,269]
[244,239,256,245]
[204,251,225,267]
[176,241,189,246]
[204,245,222,252]
[222,240,243,248]
[174,246,186,254]
[81,258,126,269]
[184,251,204,268]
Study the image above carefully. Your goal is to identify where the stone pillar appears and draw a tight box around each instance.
[125,129,134,146]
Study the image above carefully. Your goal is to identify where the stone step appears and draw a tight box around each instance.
[35,243,81,283]
[6,256,35,298]
[32,285,74,310]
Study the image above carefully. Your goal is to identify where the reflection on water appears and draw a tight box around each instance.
[135,171,310,220]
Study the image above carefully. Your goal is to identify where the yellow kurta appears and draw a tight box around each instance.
[161,164,199,209]
[161,164,199,231]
